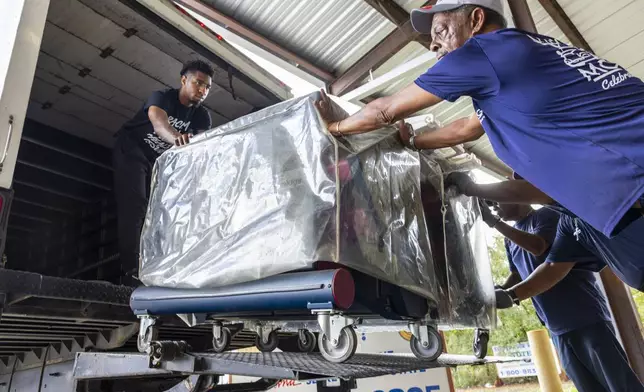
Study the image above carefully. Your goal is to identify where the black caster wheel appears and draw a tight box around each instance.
[473,329,489,359]
[212,327,231,353]
[255,331,279,352]
[318,327,357,363]
[297,330,316,353]
[410,326,443,361]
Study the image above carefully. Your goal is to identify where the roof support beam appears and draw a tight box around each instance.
[537,0,594,53]
[508,0,537,33]
[329,0,434,96]
[363,0,419,27]
[330,22,418,96]
[361,0,433,51]
[341,51,436,102]
[174,0,335,83]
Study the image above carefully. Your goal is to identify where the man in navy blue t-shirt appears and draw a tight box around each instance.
[114,60,213,285]
[315,0,644,239]
[446,171,644,291]
[480,201,642,391]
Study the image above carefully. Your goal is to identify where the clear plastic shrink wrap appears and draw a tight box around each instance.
[139,92,495,328]
[139,93,437,301]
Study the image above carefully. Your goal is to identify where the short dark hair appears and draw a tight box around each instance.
[180,60,214,78]
[451,5,507,29]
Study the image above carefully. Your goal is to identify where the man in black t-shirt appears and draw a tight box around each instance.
[113,60,213,285]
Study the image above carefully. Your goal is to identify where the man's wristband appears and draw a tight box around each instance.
[487,216,501,228]
[508,289,520,305]
[408,135,419,151]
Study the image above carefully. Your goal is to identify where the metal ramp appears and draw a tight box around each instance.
[73,351,525,382]
[0,350,525,392]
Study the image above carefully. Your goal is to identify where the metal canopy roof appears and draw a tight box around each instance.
[200,0,397,75]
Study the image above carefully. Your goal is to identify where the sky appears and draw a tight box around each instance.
[229,46,320,98]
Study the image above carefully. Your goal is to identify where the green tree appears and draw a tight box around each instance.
[445,235,544,388]
[630,288,644,329]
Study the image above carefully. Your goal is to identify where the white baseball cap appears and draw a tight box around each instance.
[411,0,505,34]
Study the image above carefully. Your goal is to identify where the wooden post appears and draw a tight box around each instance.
[508,0,538,33]
[439,331,456,392]
[600,269,644,382]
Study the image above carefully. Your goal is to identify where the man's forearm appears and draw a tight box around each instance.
[415,118,479,149]
[494,221,548,256]
[510,262,574,301]
[154,124,181,144]
[500,272,522,290]
[332,99,394,135]
[148,106,181,145]
[326,84,443,136]
[465,181,553,205]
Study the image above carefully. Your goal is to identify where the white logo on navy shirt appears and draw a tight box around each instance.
[527,35,633,91]
[168,116,191,132]
[143,134,171,154]
[476,108,486,122]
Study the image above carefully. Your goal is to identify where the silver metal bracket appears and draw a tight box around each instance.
[212,322,223,341]
[298,329,308,343]
[255,323,276,344]
[137,316,158,353]
[408,322,431,348]
[0,115,14,173]
[316,312,356,346]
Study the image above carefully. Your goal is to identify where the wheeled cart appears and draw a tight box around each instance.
[131,266,444,363]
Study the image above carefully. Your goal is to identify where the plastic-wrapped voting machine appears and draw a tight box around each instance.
[139,93,438,302]
[139,92,496,328]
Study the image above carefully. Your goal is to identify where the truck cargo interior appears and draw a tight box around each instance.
[5,0,288,283]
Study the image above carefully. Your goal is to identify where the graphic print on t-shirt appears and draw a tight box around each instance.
[475,108,486,122]
[527,35,634,91]
[143,115,192,155]
[118,89,211,162]
[168,116,191,132]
